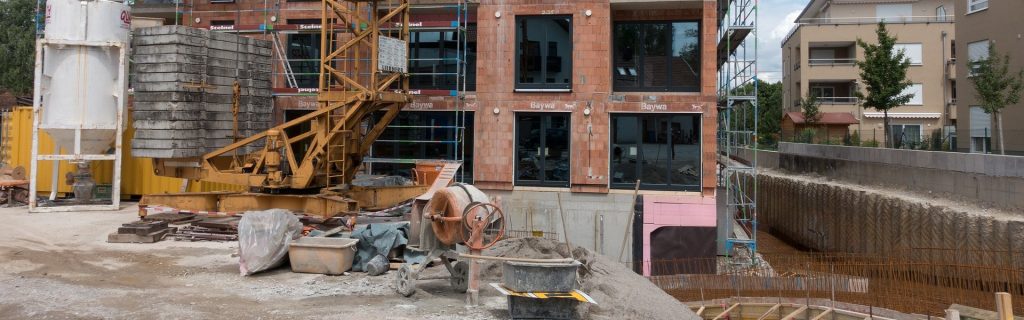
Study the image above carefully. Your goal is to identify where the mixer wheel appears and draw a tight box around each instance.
[396,264,418,297]
[450,261,469,293]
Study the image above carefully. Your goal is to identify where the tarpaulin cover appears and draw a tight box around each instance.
[349,222,425,272]
[237,209,303,276]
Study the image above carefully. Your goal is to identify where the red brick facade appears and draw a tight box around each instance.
[473,0,717,196]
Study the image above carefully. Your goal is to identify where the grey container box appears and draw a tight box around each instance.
[502,261,581,292]
[288,237,359,275]
[507,296,581,320]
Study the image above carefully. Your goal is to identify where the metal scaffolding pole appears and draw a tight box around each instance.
[717,0,759,262]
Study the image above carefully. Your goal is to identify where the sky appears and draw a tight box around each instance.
[756,0,810,83]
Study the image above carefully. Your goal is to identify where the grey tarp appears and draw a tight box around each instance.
[348,222,425,272]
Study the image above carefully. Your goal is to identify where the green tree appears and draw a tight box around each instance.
[855,23,913,148]
[0,0,37,95]
[756,80,783,147]
[970,44,1024,155]
[799,94,821,124]
[731,80,783,148]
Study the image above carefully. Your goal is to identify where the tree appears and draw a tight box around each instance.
[855,23,913,148]
[733,80,783,148]
[799,94,821,124]
[0,0,37,95]
[970,44,1024,155]
[756,80,784,147]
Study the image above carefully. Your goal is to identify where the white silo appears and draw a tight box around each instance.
[29,0,130,211]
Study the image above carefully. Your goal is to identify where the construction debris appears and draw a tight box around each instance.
[0,166,29,207]
[107,220,176,243]
[130,26,274,158]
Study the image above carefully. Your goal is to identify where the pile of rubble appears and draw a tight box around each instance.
[130,26,274,158]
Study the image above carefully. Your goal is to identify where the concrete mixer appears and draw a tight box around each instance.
[395,168,506,305]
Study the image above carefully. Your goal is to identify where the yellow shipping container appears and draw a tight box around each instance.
[4,107,244,197]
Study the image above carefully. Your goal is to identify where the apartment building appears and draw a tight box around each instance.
[782,0,956,146]
[954,0,1024,155]
[131,0,724,271]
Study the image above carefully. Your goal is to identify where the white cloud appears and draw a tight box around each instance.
[752,0,809,83]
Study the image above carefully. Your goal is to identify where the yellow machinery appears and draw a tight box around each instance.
[140,0,423,217]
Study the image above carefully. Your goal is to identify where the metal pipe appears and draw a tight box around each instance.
[458,253,575,264]
[49,145,59,201]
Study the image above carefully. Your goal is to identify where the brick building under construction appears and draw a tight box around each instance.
[132,0,726,271]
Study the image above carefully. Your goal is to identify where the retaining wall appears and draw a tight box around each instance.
[741,143,1024,212]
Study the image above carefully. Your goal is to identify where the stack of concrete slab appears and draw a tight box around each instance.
[131,26,274,158]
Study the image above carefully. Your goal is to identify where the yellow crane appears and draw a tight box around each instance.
[140,0,430,218]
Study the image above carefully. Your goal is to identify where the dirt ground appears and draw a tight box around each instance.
[0,204,510,319]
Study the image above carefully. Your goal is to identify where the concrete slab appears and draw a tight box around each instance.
[131,139,208,149]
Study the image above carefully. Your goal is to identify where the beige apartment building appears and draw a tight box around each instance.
[954,0,1024,155]
[782,0,956,146]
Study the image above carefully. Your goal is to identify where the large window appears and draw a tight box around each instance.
[900,84,923,105]
[515,16,573,91]
[409,28,477,91]
[968,0,988,14]
[968,40,990,75]
[888,124,921,148]
[613,21,701,92]
[369,111,474,182]
[610,114,701,191]
[515,113,571,187]
[893,43,923,65]
[286,34,322,88]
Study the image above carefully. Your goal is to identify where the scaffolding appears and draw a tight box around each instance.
[716,0,758,260]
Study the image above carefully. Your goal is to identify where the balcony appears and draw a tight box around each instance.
[784,15,954,46]
[809,58,856,66]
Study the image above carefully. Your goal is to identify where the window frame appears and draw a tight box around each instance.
[408,27,478,92]
[612,20,702,93]
[609,113,702,192]
[967,40,990,76]
[967,0,989,14]
[514,15,574,92]
[514,112,572,187]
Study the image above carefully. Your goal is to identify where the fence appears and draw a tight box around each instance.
[637,249,1024,317]
[780,128,959,151]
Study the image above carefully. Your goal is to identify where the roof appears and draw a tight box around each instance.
[784,112,860,125]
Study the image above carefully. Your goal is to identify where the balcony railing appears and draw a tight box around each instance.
[817,97,859,105]
[784,15,954,45]
[809,58,856,66]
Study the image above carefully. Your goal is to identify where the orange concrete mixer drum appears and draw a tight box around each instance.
[423,184,505,250]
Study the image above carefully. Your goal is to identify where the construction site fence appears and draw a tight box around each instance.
[779,127,962,151]
[629,249,1024,317]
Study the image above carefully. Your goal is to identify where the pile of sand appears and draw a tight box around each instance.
[482,238,701,320]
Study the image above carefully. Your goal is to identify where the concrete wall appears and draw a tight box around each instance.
[771,142,1024,211]
[755,172,1024,270]
[483,188,637,259]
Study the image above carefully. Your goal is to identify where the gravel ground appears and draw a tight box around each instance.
[0,204,507,319]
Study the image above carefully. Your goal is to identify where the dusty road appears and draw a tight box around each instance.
[0,204,508,319]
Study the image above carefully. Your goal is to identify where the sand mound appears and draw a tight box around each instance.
[482,238,700,320]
